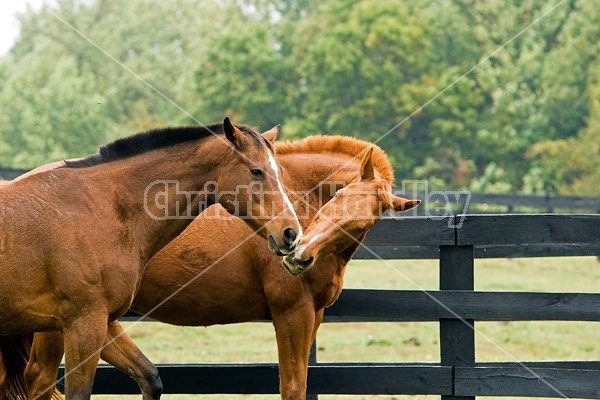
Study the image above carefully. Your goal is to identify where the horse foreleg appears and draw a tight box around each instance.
[272,304,322,400]
[309,308,324,351]
[24,331,65,400]
[99,320,162,400]
[61,314,108,400]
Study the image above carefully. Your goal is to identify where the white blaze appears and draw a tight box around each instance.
[267,152,302,238]
[295,233,322,260]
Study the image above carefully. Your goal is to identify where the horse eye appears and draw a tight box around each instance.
[251,169,265,179]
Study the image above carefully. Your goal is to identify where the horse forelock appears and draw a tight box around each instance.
[275,135,394,184]
[63,123,268,168]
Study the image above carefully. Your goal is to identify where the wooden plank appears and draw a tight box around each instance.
[352,243,599,260]
[322,289,442,322]
[61,362,600,397]
[450,291,600,321]
[483,361,600,369]
[457,214,600,246]
[362,217,455,247]
[353,245,440,259]
[123,290,600,323]
[474,243,600,258]
[545,196,600,210]
[465,193,600,210]
[0,168,28,180]
[306,363,452,395]
[322,290,600,322]
[456,365,600,398]
[66,363,452,395]
[80,364,280,395]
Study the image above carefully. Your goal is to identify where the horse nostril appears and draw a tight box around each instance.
[299,255,314,271]
[282,227,297,246]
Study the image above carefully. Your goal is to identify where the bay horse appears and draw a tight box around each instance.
[14,137,419,400]
[0,118,302,400]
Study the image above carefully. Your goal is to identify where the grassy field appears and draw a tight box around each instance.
[96,256,600,400]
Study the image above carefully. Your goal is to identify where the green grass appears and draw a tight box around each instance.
[94,256,600,400]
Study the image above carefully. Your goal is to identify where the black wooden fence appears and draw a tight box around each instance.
[51,213,600,398]
[411,191,600,215]
[0,168,28,180]
[5,168,599,397]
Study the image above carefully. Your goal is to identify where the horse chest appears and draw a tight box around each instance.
[311,272,345,310]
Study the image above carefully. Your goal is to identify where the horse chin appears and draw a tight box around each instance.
[282,256,303,276]
[268,235,286,256]
[268,233,301,256]
[282,254,315,276]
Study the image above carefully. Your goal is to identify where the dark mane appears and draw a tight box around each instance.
[64,123,269,168]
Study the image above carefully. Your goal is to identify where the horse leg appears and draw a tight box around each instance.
[309,308,325,350]
[24,322,161,400]
[99,320,162,400]
[272,304,322,400]
[61,314,108,400]
[24,331,65,400]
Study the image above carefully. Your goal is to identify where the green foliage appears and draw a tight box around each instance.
[0,0,220,167]
[0,51,113,166]
[0,0,598,195]
[530,66,600,195]
[193,11,296,128]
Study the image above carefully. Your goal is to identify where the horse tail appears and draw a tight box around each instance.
[0,334,64,400]
[0,334,32,400]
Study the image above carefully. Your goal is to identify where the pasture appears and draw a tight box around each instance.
[95,255,600,400]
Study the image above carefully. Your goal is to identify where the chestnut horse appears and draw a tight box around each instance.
[15,137,419,400]
[283,147,421,274]
[0,118,302,400]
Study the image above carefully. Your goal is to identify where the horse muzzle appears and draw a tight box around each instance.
[268,227,302,256]
[282,253,315,276]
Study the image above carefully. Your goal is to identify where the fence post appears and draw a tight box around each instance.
[439,245,475,400]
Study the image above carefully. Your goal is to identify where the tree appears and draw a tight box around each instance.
[0,0,221,167]
[1,0,598,196]
[192,6,297,129]
[529,66,600,195]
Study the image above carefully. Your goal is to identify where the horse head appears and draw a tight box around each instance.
[282,147,420,275]
[214,117,302,255]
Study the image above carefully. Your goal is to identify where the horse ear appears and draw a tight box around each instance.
[223,117,242,148]
[360,147,375,181]
[262,124,280,143]
[391,196,421,212]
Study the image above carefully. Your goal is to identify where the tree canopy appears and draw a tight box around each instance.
[0,0,598,195]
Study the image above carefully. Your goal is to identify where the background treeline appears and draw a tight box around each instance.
[0,0,598,194]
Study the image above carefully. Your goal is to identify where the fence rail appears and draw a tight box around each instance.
[53,214,600,398]
[412,191,600,215]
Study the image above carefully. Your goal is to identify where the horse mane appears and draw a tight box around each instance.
[64,123,267,168]
[275,135,394,184]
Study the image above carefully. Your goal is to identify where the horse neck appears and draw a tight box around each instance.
[66,139,224,260]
